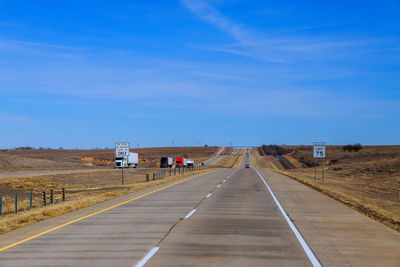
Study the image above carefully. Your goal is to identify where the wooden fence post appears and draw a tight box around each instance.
[62,188,66,202]
[14,194,18,214]
[43,191,46,206]
[50,189,54,204]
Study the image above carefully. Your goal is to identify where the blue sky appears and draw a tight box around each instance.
[1,0,399,148]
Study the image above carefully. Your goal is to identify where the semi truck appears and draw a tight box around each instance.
[175,157,188,168]
[187,159,194,167]
[160,157,173,168]
[115,152,138,168]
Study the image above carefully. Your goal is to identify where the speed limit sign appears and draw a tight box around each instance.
[313,142,326,158]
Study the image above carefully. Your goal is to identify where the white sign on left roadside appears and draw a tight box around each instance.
[115,142,130,157]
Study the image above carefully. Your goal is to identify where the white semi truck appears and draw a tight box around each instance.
[115,152,138,168]
[187,159,194,167]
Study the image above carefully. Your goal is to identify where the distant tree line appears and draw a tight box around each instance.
[15,146,53,150]
[342,143,363,152]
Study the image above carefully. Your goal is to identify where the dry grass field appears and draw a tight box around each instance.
[254,146,400,232]
[0,146,220,172]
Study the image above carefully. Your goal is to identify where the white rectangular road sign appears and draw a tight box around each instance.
[313,142,326,158]
[115,142,130,157]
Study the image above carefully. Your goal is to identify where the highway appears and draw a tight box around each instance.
[0,152,317,266]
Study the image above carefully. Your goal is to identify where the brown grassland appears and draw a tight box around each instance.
[0,146,220,172]
[254,146,400,232]
[0,148,243,235]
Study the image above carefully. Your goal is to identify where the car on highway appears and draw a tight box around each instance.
[245,164,250,168]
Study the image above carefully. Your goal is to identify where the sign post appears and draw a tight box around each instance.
[313,142,326,181]
[116,142,130,185]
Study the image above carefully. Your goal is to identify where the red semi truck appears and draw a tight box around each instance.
[176,157,188,168]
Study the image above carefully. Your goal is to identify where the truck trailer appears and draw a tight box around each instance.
[187,159,194,167]
[160,157,173,168]
[115,152,138,168]
[175,157,188,168]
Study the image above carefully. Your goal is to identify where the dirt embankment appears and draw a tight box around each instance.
[253,146,300,170]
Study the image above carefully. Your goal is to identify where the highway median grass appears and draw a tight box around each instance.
[214,150,244,169]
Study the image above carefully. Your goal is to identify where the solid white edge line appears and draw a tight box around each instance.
[206,193,212,198]
[135,247,159,267]
[184,209,197,219]
[254,168,322,267]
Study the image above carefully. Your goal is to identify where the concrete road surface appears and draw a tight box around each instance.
[0,152,316,266]
[146,164,313,266]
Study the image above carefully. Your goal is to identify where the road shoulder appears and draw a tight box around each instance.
[259,168,400,267]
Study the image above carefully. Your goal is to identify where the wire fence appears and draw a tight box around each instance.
[145,164,206,182]
[0,163,208,217]
[0,188,66,216]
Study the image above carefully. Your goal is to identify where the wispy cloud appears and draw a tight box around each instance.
[0,21,25,29]
[181,0,256,46]
[180,0,397,64]
[0,39,81,50]
[0,112,40,123]
[187,43,249,57]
